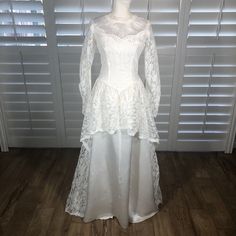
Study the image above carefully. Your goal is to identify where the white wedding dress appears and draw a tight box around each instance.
[65,13,162,229]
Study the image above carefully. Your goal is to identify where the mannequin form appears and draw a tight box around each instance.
[65,0,162,229]
[109,0,132,19]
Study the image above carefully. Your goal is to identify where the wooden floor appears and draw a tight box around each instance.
[0,148,236,236]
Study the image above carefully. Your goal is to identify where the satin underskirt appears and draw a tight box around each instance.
[65,129,162,229]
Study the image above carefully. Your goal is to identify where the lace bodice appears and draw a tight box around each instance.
[79,13,161,117]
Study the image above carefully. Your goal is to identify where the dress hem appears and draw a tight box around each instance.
[65,204,162,227]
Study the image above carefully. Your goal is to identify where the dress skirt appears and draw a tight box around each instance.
[65,129,162,229]
[65,77,162,229]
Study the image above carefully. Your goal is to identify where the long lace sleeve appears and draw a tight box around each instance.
[79,19,97,115]
[144,21,161,118]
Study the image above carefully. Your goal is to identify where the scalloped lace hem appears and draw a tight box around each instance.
[80,128,160,146]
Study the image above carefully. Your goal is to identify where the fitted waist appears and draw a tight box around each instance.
[96,75,144,92]
[99,70,139,79]
[99,61,139,78]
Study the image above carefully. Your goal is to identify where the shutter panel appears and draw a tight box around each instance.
[0,1,59,148]
[0,0,47,46]
[176,0,236,151]
[148,0,180,149]
[0,47,58,147]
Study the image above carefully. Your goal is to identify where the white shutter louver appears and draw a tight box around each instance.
[176,0,236,151]
[54,0,110,47]
[147,0,180,149]
[0,47,58,147]
[0,1,58,148]
[0,0,46,46]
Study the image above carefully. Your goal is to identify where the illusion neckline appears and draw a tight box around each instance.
[106,13,136,22]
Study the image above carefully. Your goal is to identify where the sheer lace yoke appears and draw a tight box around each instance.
[94,13,149,39]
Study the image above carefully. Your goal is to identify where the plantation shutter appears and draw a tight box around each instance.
[0,0,47,46]
[0,0,235,152]
[173,0,236,151]
[146,0,180,149]
[0,0,60,148]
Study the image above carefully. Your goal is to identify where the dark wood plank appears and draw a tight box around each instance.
[0,148,236,236]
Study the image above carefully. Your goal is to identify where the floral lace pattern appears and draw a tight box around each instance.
[144,21,161,118]
[65,138,91,217]
[78,21,96,115]
[150,143,163,207]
